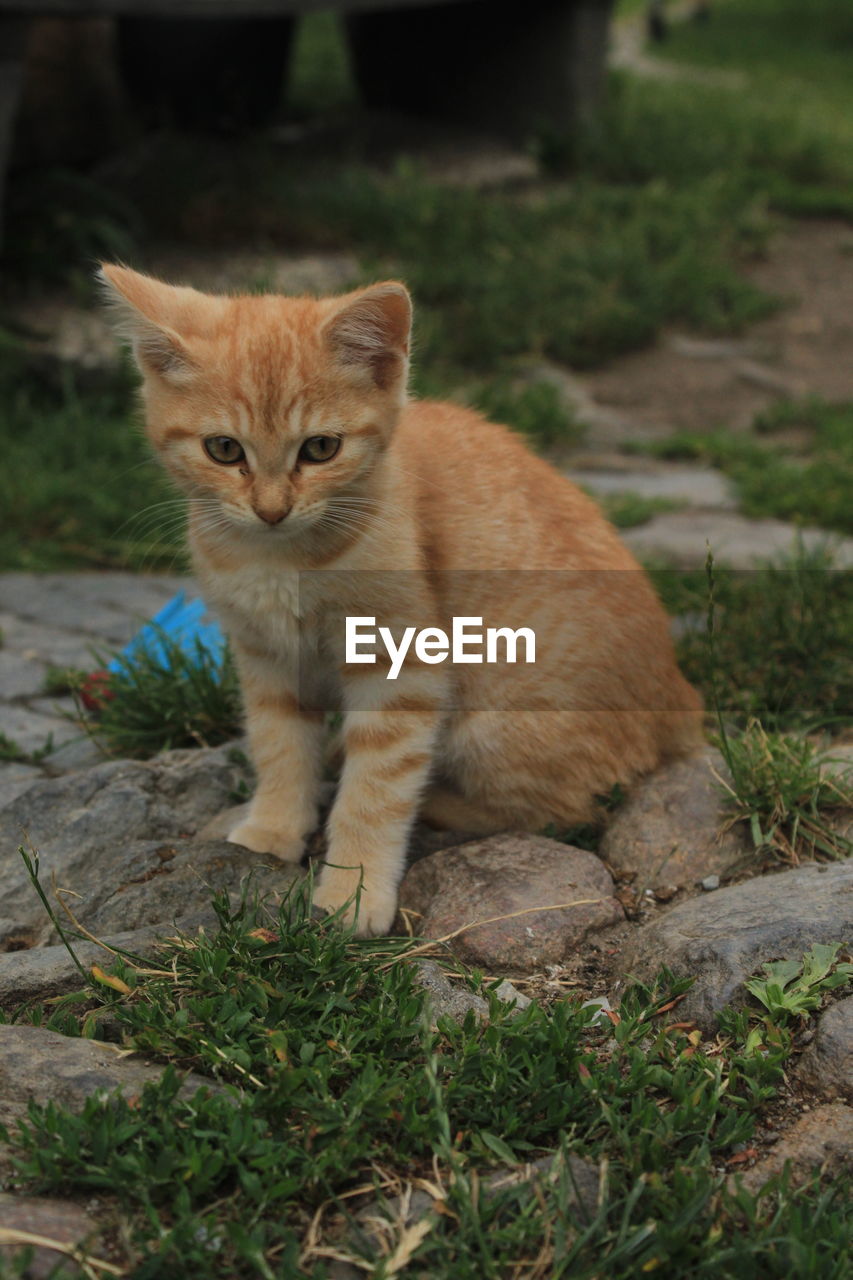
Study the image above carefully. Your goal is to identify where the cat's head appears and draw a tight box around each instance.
[100,264,411,541]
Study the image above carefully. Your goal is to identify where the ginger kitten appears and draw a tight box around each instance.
[101,265,703,935]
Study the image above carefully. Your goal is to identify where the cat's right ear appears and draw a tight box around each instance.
[323,282,412,393]
[98,264,196,385]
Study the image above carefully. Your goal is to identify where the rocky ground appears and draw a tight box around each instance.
[3,119,853,1280]
[1,564,851,1273]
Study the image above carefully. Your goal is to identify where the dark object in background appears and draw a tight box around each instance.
[14,18,124,167]
[116,15,294,131]
[345,0,613,142]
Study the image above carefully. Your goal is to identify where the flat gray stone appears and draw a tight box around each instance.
[795,997,853,1103]
[668,334,753,361]
[600,748,749,891]
[45,735,107,772]
[729,1103,853,1195]
[0,649,48,700]
[0,1024,224,1122]
[0,746,266,948]
[0,573,188,644]
[414,960,489,1026]
[0,704,78,756]
[0,917,218,1009]
[0,1192,97,1279]
[399,834,623,972]
[617,863,853,1031]
[0,612,101,671]
[0,763,42,810]
[623,512,853,569]
[569,466,734,509]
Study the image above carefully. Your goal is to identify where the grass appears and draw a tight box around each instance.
[651,543,853,735]
[2,875,850,1278]
[81,627,243,757]
[0,356,177,571]
[715,721,851,863]
[5,4,853,566]
[744,943,852,1025]
[595,492,684,529]
[632,398,853,536]
[465,379,584,450]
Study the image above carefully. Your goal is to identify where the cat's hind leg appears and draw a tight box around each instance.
[418,785,508,834]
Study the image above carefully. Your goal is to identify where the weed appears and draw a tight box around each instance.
[714,720,851,863]
[0,731,54,766]
[81,629,242,758]
[3,875,850,1276]
[745,943,852,1024]
[596,492,684,529]
[694,549,851,860]
[721,942,852,1059]
[652,544,853,735]
[42,666,87,697]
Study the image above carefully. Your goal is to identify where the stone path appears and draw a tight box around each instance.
[0,571,185,805]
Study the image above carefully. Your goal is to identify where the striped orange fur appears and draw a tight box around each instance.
[101,264,703,936]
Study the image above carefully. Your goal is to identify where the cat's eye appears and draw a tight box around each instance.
[204,436,245,465]
[299,436,341,464]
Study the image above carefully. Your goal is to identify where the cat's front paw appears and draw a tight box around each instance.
[312,868,397,937]
[227,820,304,864]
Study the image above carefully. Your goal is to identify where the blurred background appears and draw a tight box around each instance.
[0,0,852,578]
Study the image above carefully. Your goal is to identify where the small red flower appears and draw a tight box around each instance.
[79,669,115,712]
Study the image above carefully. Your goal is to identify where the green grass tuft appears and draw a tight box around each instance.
[653,545,853,734]
[715,721,851,863]
[3,881,850,1277]
[83,629,242,757]
[634,399,853,536]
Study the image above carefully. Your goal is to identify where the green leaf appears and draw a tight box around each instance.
[478,1131,518,1164]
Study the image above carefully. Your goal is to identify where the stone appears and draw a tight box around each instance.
[568,465,734,509]
[622,511,853,570]
[729,1103,853,1195]
[0,573,187,644]
[617,863,853,1032]
[494,979,532,1010]
[668,334,752,361]
[0,763,42,810]
[0,612,105,672]
[398,834,623,972]
[414,960,489,1026]
[0,745,289,949]
[0,1024,226,1129]
[701,875,720,892]
[0,1192,98,1279]
[795,997,853,1102]
[599,749,749,892]
[0,918,217,1010]
[0,703,79,757]
[0,649,48,700]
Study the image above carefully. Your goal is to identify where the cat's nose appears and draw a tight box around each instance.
[254,505,290,526]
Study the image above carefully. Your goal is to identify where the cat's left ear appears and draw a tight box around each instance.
[98,263,200,385]
[324,282,411,392]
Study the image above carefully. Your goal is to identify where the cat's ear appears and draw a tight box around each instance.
[324,282,411,391]
[98,263,197,384]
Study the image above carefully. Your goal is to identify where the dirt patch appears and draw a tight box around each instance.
[582,220,853,444]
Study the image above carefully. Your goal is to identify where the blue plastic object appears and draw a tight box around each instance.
[108,591,227,675]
